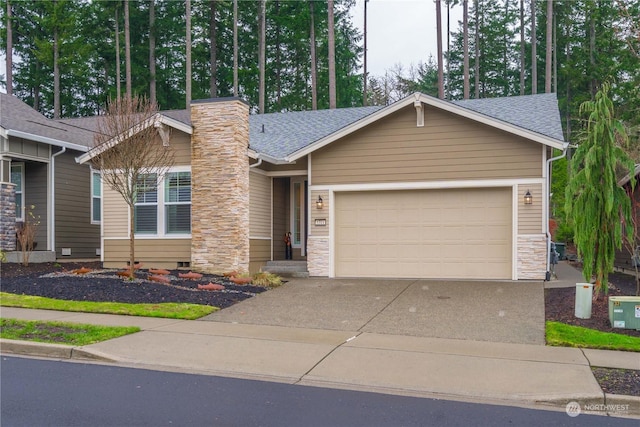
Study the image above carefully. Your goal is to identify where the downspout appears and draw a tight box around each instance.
[545,147,567,280]
[50,147,66,254]
[249,157,263,169]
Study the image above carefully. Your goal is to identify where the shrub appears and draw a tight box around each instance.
[252,272,283,288]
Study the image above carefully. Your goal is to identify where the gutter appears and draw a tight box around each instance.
[545,146,568,280]
[50,147,66,253]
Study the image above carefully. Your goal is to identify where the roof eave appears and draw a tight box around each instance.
[6,129,89,152]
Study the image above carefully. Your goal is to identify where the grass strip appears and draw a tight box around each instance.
[1,318,140,346]
[0,292,216,320]
[546,321,640,352]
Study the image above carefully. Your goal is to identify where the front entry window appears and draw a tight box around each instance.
[10,163,24,221]
[290,177,306,255]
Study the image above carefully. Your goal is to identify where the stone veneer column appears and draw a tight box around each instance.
[190,98,250,274]
[517,235,547,279]
[307,236,330,276]
[0,182,17,251]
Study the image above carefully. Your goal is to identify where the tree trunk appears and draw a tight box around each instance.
[124,0,132,99]
[589,11,596,98]
[149,0,156,103]
[6,0,12,95]
[328,0,337,108]
[274,0,282,110]
[531,0,537,94]
[115,7,121,100]
[363,0,368,106]
[186,0,192,107]
[129,204,136,278]
[545,0,552,93]
[209,0,217,97]
[436,0,444,99]
[463,0,469,99]
[474,0,479,98]
[446,0,450,99]
[519,0,525,95]
[53,5,60,119]
[309,0,318,110]
[258,0,266,114]
[233,0,238,96]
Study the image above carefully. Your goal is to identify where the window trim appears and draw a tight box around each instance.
[10,162,25,222]
[91,169,102,224]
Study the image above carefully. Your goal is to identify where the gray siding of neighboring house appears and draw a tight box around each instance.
[615,182,640,272]
[54,150,100,258]
[23,161,48,249]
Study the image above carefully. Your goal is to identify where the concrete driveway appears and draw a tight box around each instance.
[204,278,546,345]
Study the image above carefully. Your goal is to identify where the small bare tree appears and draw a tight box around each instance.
[16,205,40,267]
[90,96,174,277]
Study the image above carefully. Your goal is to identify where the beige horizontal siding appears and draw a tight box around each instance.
[518,183,543,234]
[103,238,190,269]
[312,106,543,185]
[103,184,129,238]
[310,189,329,237]
[170,131,192,165]
[249,238,271,275]
[250,172,271,236]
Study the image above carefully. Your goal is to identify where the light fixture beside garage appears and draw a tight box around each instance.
[316,196,324,209]
[524,190,533,205]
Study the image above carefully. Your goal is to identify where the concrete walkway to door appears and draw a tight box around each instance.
[203,278,546,345]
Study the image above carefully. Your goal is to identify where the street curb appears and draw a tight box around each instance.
[1,339,115,362]
[605,394,640,418]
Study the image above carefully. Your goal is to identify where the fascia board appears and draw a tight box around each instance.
[6,129,89,152]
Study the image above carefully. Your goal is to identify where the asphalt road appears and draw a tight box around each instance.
[0,356,634,427]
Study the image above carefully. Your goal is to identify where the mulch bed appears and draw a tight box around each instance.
[0,259,638,396]
[0,261,267,309]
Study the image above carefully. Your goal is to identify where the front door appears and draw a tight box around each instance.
[290,177,307,256]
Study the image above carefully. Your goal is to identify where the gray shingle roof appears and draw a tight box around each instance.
[0,93,95,149]
[451,93,565,141]
[248,106,383,159]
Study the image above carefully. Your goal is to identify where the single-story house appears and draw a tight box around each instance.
[77,92,567,280]
[615,164,640,271]
[0,93,100,261]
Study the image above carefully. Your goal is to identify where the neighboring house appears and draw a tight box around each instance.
[0,93,100,261]
[615,164,640,271]
[78,92,567,280]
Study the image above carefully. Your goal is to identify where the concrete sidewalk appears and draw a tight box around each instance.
[1,306,638,418]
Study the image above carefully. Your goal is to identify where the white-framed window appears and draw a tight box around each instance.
[134,168,191,236]
[10,163,24,221]
[91,169,102,224]
[134,173,158,234]
[164,171,191,234]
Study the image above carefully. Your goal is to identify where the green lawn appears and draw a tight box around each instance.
[546,321,640,352]
[1,318,140,346]
[0,292,216,320]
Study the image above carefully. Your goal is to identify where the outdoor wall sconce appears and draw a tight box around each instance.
[524,190,533,205]
[316,196,324,209]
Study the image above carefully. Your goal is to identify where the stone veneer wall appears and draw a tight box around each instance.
[0,182,16,251]
[190,98,250,274]
[517,235,547,279]
[307,236,330,276]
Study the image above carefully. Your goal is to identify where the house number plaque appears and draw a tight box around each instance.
[315,219,327,226]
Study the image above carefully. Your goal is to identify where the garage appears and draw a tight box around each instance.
[334,188,512,279]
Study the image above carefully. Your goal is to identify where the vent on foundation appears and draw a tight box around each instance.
[61,248,71,256]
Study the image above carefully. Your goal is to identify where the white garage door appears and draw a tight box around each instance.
[335,188,512,279]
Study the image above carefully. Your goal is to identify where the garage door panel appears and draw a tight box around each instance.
[335,188,512,279]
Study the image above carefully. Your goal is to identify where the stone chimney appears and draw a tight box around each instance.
[190,98,250,274]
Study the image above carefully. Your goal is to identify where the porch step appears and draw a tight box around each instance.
[261,261,309,278]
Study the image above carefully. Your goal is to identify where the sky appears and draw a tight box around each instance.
[350,0,463,77]
[1,0,463,93]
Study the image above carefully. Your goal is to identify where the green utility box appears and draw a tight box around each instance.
[608,296,640,330]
